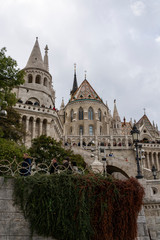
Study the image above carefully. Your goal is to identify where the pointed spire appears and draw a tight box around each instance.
[123,117,126,125]
[70,63,78,96]
[113,99,121,122]
[105,101,109,108]
[25,37,45,70]
[44,45,49,71]
[84,70,87,80]
[60,97,65,109]
[153,121,155,128]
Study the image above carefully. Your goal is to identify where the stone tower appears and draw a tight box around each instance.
[13,38,63,147]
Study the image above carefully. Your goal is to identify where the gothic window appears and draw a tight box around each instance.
[29,117,34,138]
[79,107,83,120]
[43,77,47,86]
[71,109,74,122]
[28,74,33,83]
[22,115,27,131]
[89,125,93,136]
[70,127,72,134]
[79,125,83,135]
[98,109,102,121]
[88,107,93,120]
[35,75,41,84]
[100,126,102,135]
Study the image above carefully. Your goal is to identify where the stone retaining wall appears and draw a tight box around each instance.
[0,177,150,240]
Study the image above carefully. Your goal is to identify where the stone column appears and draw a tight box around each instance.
[156,153,160,171]
[25,116,29,133]
[125,136,128,149]
[146,152,149,169]
[110,135,113,148]
[80,134,82,148]
[32,119,36,139]
[46,121,50,136]
[39,119,43,136]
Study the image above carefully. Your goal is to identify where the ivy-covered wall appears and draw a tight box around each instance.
[0,176,150,240]
[0,177,56,240]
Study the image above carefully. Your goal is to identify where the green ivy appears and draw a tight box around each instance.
[13,174,144,240]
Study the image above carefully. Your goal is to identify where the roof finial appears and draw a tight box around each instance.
[114,99,116,104]
[74,63,76,74]
[84,70,87,80]
[36,37,38,41]
[45,45,49,53]
[143,108,146,115]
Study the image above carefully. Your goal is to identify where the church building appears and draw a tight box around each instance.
[13,38,160,175]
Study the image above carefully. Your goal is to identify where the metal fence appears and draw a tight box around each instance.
[0,157,88,177]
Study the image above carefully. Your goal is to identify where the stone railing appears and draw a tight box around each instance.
[14,103,58,116]
[142,143,160,149]
[64,135,133,150]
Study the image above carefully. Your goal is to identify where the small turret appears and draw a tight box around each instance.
[44,45,49,71]
[112,99,122,135]
[60,97,65,109]
[59,98,65,124]
[153,121,155,128]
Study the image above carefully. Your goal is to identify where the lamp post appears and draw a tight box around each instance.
[151,165,157,179]
[131,124,143,179]
[102,157,107,177]
[0,98,7,117]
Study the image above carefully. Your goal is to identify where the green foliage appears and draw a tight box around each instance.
[0,138,26,162]
[0,47,24,92]
[29,135,85,167]
[0,47,25,141]
[0,107,24,141]
[13,174,144,240]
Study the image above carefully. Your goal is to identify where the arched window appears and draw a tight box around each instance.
[42,119,47,135]
[79,125,83,135]
[44,77,47,86]
[88,107,93,120]
[28,74,33,83]
[89,125,93,136]
[35,75,41,84]
[71,109,74,122]
[98,109,102,121]
[79,107,83,120]
[100,126,102,135]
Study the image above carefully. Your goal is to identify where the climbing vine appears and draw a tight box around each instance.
[13,173,144,240]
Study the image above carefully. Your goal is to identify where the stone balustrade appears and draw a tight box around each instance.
[15,103,58,116]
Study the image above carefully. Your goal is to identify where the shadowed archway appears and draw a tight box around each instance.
[107,165,129,179]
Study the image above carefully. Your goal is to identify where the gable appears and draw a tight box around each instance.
[70,80,102,102]
[136,115,153,131]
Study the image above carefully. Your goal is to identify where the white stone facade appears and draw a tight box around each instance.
[13,38,160,239]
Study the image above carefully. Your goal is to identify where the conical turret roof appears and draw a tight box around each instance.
[25,37,45,70]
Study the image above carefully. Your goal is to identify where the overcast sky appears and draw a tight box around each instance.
[1,0,160,127]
